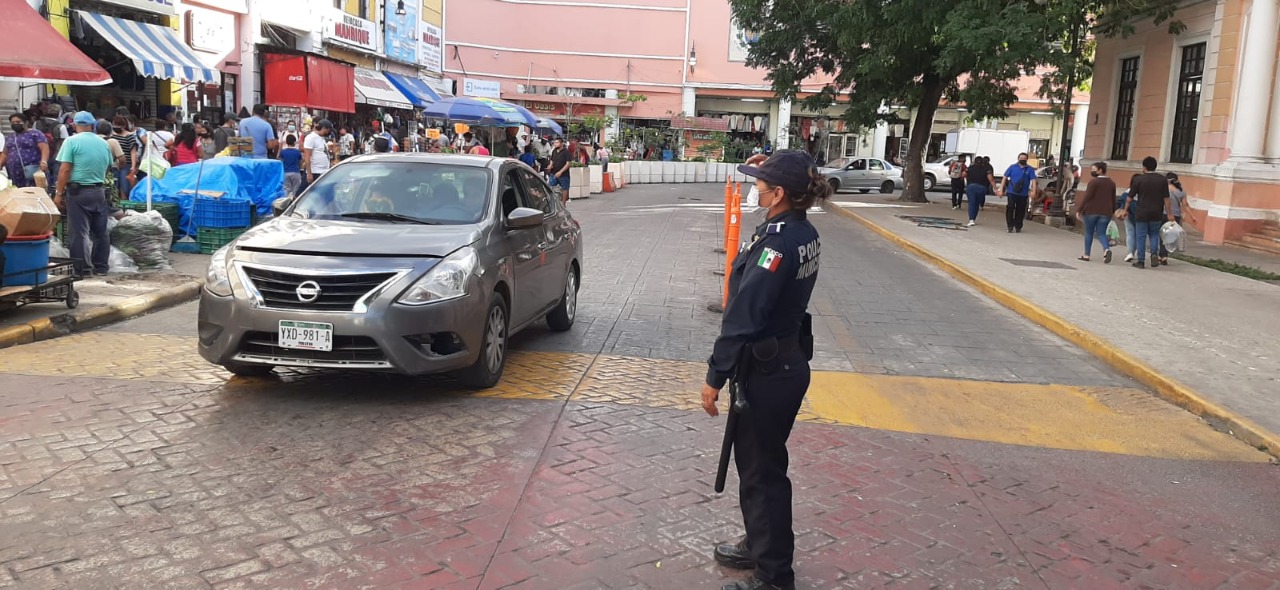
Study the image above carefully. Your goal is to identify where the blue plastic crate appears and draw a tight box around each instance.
[194,196,251,228]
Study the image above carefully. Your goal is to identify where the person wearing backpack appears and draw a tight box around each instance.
[948,155,967,210]
[998,152,1038,233]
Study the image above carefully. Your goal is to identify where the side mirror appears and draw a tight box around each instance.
[507,207,544,229]
[272,196,293,216]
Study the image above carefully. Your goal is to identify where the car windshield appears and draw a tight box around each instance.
[825,158,850,169]
[927,155,954,164]
[290,162,491,225]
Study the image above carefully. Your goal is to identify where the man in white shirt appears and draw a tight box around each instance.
[301,119,333,193]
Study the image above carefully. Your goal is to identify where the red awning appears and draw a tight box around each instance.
[0,0,111,85]
[262,52,354,113]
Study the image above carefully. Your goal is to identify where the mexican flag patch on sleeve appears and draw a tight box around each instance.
[757,248,782,272]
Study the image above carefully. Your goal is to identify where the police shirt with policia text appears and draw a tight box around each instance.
[706,209,821,389]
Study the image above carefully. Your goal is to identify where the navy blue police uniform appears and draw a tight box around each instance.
[708,207,820,590]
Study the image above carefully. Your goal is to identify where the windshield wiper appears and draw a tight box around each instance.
[339,212,439,225]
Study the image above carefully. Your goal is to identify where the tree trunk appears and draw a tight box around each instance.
[897,75,947,203]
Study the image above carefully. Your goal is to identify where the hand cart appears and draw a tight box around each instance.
[0,258,79,313]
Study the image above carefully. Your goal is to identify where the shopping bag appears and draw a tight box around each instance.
[1161,221,1186,252]
[138,151,171,180]
[1106,219,1120,246]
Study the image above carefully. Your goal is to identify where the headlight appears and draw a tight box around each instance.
[398,247,478,305]
[206,245,233,297]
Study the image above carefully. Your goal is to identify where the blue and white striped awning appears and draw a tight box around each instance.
[77,11,217,83]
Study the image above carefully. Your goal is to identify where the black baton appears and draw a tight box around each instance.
[714,346,753,493]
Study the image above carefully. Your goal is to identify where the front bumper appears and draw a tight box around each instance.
[197,254,488,375]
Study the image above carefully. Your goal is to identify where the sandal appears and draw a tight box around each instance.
[1104,250,1113,264]
[1077,256,1090,261]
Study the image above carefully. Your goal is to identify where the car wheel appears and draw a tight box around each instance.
[223,362,274,377]
[858,189,871,194]
[459,293,508,389]
[546,265,578,332]
[827,178,841,193]
[880,181,895,194]
[923,175,935,191]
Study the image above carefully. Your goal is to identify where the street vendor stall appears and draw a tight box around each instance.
[0,0,112,312]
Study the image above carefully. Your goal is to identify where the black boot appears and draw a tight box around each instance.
[721,575,796,590]
[714,539,754,570]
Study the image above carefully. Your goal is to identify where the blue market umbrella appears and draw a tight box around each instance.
[535,117,563,136]
[421,97,506,125]
[474,98,540,127]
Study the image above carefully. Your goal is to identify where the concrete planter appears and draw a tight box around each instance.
[638,161,652,184]
[609,170,621,190]
[569,167,588,199]
[616,162,627,187]
[661,162,676,183]
[693,162,707,183]
[681,162,696,183]
[588,165,604,193]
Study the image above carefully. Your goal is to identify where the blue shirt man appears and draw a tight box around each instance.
[238,104,278,159]
[999,153,1038,233]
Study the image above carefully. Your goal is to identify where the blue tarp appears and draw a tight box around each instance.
[127,158,284,238]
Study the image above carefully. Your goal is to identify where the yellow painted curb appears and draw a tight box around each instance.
[823,200,1280,459]
[0,281,202,350]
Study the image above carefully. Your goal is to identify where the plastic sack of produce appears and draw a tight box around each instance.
[109,246,138,273]
[1161,221,1186,252]
[49,236,70,258]
[110,210,173,270]
[1106,219,1121,247]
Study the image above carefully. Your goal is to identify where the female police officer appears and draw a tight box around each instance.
[701,150,828,590]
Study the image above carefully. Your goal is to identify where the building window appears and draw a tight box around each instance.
[359,0,369,19]
[1110,57,1139,161]
[1169,43,1206,164]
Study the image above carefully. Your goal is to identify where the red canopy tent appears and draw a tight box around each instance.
[0,0,110,85]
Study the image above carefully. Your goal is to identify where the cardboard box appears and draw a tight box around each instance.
[0,187,61,237]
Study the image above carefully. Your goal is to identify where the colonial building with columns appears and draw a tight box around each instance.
[1085,0,1280,247]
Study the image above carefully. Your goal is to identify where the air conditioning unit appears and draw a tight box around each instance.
[516,84,528,94]
[563,88,583,97]
[605,89,618,99]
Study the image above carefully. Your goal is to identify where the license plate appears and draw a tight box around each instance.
[278,320,333,352]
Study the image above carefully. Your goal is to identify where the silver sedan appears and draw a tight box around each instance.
[819,157,905,194]
[197,154,583,388]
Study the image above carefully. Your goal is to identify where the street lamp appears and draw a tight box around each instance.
[396,0,406,15]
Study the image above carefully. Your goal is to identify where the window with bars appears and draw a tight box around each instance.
[1110,57,1139,161]
[1169,43,1206,164]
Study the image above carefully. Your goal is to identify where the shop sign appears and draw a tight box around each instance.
[184,0,247,13]
[462,78,501,99]
[326,10,379,53]
[523,101,561,115]
[419,23,444,75]
[96,0,177,16]
[187,8,236,54]
[384,0,419,64]
[691,131,721,141]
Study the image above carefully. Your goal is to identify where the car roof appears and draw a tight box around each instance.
[340,153,506,170]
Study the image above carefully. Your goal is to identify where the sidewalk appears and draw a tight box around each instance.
[826,193,1280,454]
[0,253,206,348]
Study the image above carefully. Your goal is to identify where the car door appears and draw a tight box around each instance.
[499,167,545,326]
[846,158,869,189]
[515,167,570,310]
[868,158,887,187]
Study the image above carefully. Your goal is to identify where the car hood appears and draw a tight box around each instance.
[233,217,482,257]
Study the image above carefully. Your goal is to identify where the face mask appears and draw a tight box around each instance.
[288,125,297,132]
[10,123,24,132]
[1090,171,1099,177]
[1018,160,1028,166]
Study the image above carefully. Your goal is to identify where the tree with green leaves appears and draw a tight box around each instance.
[729,0,1181,202]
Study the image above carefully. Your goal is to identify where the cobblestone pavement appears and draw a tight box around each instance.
[0,185,1277,589]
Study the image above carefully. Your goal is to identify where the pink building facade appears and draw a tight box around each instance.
[444,0,1083,165]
